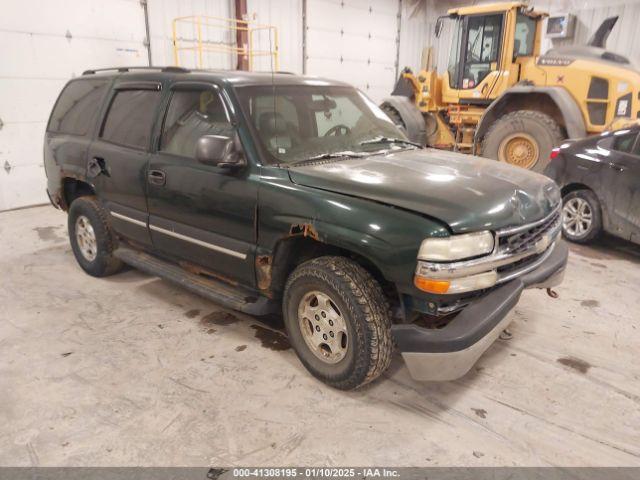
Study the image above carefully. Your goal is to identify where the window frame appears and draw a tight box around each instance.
[98,81,163,152]
[156,81,233,161]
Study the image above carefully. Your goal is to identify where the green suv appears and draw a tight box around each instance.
[44,67,568,389]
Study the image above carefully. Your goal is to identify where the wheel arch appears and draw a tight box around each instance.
[475,86,587,146]
[61,177,96,210]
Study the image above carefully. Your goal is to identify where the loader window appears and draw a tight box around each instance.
[460,14,503,89]
[514,13,536,57]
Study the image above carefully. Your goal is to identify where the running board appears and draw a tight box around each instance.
[114,247,277,316]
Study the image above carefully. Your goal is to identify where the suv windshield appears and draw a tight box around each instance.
[236,84,413,165]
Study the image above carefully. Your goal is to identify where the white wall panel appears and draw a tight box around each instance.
[305,0,401,103]
[246,0,303,73]
[0,0,148,211]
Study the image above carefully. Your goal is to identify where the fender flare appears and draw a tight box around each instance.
[475,86,587,144]
[380,96,427,145]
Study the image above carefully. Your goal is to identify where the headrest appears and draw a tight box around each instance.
[259,111,288,135]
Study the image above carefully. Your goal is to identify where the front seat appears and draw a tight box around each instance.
[258,111,293,153]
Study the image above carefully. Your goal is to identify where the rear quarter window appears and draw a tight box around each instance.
[47,79,109,135]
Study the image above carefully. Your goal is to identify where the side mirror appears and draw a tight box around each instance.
[196,135,245,168]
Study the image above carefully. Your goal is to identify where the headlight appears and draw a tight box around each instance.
[418,231,494,262]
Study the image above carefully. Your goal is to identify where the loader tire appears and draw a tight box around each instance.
[481,110,564,172]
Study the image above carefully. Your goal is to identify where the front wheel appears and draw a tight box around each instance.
[283,256,393,390]
[482,110,563,172]
[561,190,602,244]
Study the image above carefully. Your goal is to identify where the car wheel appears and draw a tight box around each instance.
[68,196,123,277]
[561,190,602,244]
[482,110,563,172]
[283,256,393,390]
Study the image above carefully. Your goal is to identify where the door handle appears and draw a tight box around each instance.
[148,169,166,186]
[609,163,625,172]
[87,157,109,178]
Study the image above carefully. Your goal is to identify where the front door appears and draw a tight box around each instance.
[146,83,257,286]
[89,81,163,247]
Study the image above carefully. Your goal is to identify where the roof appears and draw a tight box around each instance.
[80,66,350,88]
[447,2,544,16]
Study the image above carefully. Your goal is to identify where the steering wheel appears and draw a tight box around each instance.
[324,124,351,137]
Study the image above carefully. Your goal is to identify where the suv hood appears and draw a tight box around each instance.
[288,148,560,234]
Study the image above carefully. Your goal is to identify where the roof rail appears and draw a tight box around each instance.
[82,66,190,75]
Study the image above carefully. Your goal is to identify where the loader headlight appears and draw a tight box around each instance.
[417,231,494,262]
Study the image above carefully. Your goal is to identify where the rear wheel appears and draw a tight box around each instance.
[283,256,393,390]
[68,196,123,277]
[561,190,602,244]
[482,110,563,172]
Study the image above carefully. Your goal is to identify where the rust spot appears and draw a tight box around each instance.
[289,223,319,240]
[256,255,273,291]
[251,324,290,351]
[557,356,591,374]
[201,311,239,327]
[180,261,238,286]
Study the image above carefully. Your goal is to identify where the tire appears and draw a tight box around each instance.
[68,196,123,277]
[482,110,564,173]
[283,256,393,390]
[561,189,602,244]
[380,103,407,133]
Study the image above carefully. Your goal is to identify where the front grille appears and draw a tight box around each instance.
[498,209,561,255]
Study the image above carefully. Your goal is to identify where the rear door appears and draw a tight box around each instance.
[600,130,640,240]
[89,81,163,247]
[146,82,257,285]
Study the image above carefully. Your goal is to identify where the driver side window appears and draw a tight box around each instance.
[160,88,233,159]
[314,95,362,136]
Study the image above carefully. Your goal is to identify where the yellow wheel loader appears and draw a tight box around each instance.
[382,1,640,172]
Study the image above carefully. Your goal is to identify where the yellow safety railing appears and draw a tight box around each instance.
[172,15,279,71]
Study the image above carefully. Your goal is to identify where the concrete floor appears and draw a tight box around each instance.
[1,205,639,467]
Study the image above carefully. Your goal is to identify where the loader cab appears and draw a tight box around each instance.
[439,4,545,104]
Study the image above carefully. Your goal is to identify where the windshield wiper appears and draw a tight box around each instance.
[359,136,422,148]
[289,150,369,166]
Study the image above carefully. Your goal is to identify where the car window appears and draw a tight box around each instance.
[48,79,109,135]
[236,85,405,164]
[161,89,234,158]
[612,132,638,154]
[100,89,161,149]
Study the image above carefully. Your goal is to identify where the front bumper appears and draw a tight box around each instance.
[393,239,568,381]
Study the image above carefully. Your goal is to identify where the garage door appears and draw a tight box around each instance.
[0,0,148,211]
[305,0,400,103]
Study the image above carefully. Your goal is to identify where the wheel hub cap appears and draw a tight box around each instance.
[75,215,97,262]
[499,133,539,169]
[562,198,592,237]
[297,291,348,364]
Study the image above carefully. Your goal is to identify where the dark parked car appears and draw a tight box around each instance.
[545,125,640,245]
[44,67,568,389]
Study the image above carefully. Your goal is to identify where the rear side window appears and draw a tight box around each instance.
[48,79,109,135]
[612,132,638,153]
[101,89,161,149]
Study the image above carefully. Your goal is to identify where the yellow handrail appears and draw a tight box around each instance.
[172,14,279,71]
